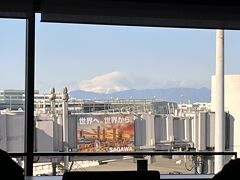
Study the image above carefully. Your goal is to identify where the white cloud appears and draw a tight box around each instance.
[79,72,131,94]
[37,73,209,94]
[79,72,210,93]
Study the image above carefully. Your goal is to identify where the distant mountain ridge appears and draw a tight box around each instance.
[69,87,210,103]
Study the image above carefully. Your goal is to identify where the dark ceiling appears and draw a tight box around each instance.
[40,0,240,29]
[1,0,240,29]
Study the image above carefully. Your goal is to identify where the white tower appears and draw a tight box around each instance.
[214,29,225,173]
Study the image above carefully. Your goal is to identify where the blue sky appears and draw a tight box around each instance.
[1,14,240,93]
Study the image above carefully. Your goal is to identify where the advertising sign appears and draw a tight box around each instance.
[77,113,134,152]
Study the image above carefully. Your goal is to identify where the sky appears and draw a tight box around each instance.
[1,14,240,93]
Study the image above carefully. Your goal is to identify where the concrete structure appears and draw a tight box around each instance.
[212,74,240,157]
[214,29,225,173]
[36,115,56,152]
[0,111,24,152]
[49,88,56,114]
[62,87,69,171]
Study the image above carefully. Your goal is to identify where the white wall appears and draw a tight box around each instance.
[212,75,240,156]
[7,112,24,152]
[36,120,54,152]
[0,114,7,150]
[0,112,24,152]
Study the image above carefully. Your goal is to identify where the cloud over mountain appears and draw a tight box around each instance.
[79,72,131,94]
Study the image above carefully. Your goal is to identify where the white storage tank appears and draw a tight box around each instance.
[154,115,167,143]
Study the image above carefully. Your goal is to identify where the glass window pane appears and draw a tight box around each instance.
[35,13,240,176]
[0,18,25,154]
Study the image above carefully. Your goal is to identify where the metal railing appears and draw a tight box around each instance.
[9,151,237,157]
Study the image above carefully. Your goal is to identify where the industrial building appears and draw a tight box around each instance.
[0,90,26,110]
[0,103,232,175]
[0,84,236,175]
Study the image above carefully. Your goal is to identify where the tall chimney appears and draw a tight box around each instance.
[215,29,225,173]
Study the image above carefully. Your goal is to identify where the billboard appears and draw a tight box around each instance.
[77,113,134,152]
